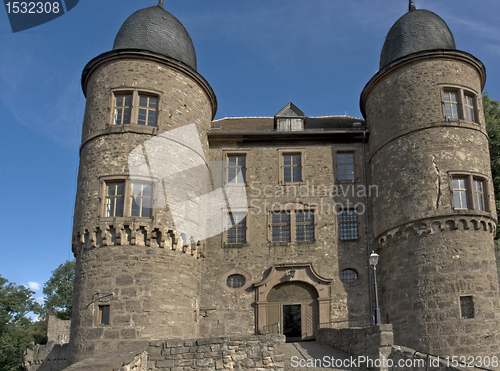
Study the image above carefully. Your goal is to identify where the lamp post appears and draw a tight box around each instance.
[369,251,381,325]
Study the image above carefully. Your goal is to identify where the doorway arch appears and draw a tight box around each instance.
[254,263,332,341]
[267,281,318,341]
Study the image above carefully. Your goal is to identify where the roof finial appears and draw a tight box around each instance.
[158,0,164,9]
[409,0,416,12]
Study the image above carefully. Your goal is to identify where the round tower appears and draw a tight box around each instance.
[361,2,500,357]
[68,2,216,363]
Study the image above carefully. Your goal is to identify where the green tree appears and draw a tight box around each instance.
[42,260,75,320]
[484,93,500,239]
[0,275,43,371]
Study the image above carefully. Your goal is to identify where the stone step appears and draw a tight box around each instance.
[284,341,367,371]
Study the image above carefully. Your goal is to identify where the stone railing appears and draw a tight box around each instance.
[317,324,393,371]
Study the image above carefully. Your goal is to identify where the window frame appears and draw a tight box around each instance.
[278,149,304,185]
[459,296,474,319]
[97,304,111,325]
[441,86,479,124]
[224,211,249,246]
[267,203,317,243]
[338,208,359,242]
[334,148,359,183]
[110,88,160,127]
[99,175,156,220]
[223,151,248,185]
[448,172,490,212]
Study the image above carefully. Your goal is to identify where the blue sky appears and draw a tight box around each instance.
[1,0,499,304]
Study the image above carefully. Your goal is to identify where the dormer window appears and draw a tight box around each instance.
[274,102,306,132]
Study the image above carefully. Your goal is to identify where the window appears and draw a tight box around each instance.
[105,182,125,217]
[112,90,159,126]
[450,174,488,212]
[295,210,314,242]
[442,88,478,123]
[443,90,459,119]
[101,178,154,219]
[460,296,474,319]
[227,154,246,184]
[98,305,110,325]
[464,93,475,122]
[227,274,246,289]
[227,213,247,244]
[268,205,316,243]
[339,210,358,241]
[337,152,355,181]
[114,94,132,125]
[271,211,291,242]
[473,179,485,211]
[452,177,468,210]
[340,269,358,283]
[283,153,302,183]
[137,95,158,126]
[131,182,153,218]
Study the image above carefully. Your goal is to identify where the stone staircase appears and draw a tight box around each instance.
[284,341,366,371]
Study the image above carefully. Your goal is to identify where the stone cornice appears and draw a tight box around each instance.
[377,215,496,248]
[72,222,203,258]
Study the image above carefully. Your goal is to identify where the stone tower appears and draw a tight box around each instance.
[68,2,216,363]
[361,2,500,357]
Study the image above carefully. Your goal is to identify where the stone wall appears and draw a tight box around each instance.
[147,334,285,371]
[201,141,372,337]
[389,346,489,371]
[23,316,71,371]
[317,324,393,368]
[363,50,500,357]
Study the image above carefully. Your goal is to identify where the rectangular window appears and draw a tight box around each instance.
[452,177,468,210]
[272,211,291,242]
[450,174,489,212]
[464,94,475,122]
[296,210,315,242]
[112,91,158,126]
[460,296,474,319]
[106,182,125,217]
[283,154,301,183]
[114,94,132,125]
[102,178,154,219]
[131,182,153,218]
[138,95,158,126]
[99,305,110,325]
[444,90,459,119]
[442,88,478,123]
[227,213,247,244]
[337,152,355,181]
[473,179,485,212]
[227,155,246,184]
[339,210,358,241]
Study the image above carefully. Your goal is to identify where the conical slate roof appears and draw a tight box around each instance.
[379,4,456,69]
[113,3,197,70]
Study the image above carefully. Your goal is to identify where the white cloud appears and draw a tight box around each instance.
[36,296,45,304]
[28,281,40,290]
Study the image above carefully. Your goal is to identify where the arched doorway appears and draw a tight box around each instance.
[267,282,319,341]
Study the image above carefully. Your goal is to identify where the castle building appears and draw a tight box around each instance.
[66,0,500,365]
